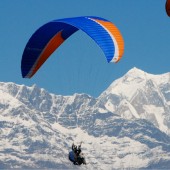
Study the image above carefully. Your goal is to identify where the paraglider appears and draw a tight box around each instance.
[21,16,124,78]
[166,0,170,16]
[69,142,86,165]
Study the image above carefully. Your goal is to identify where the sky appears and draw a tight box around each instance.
[0,0,170,97]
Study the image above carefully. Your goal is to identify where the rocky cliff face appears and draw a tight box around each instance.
[0,68,170,169]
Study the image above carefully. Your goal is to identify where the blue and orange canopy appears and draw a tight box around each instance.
[21,16,124,78]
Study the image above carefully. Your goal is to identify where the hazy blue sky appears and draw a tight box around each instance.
[0,0,170,97]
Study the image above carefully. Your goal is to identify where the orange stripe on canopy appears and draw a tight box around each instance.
[30,31,64,77]
[94,19,124,62]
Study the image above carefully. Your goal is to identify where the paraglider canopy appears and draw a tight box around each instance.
[21,16,124,78]
[166,0,170,16]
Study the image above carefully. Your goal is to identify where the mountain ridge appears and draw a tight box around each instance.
[0,67,170,169]
[99,67,170,135]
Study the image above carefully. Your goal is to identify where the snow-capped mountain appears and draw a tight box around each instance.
[0,67,170,169]
[99,67,170,135]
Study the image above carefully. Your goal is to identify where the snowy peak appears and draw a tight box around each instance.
[100,67,170,99]
[99,67,148,101]
[124,67,170,86]
[125,67,146,77]
[99,68,170,135]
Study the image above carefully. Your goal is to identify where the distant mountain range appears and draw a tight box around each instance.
[0,67,170,169]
